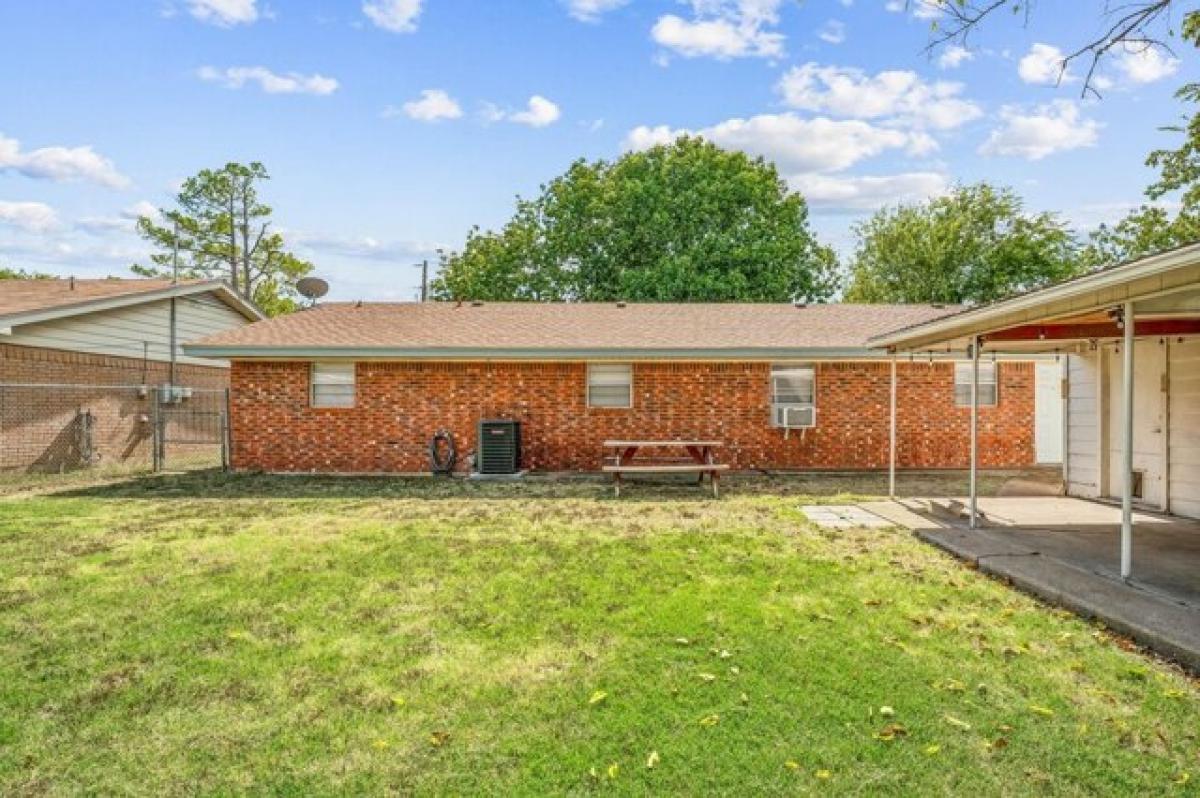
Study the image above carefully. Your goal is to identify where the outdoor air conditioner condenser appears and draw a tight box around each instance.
[477,419,521,475]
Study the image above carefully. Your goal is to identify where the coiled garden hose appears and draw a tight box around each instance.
[429,430,457,475]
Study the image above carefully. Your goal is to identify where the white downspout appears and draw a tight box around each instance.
[889,354,897,498]
[969,337,979,529]
[1121,301,1135,580]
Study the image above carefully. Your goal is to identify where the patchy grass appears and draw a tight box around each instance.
[0,472,1196,796]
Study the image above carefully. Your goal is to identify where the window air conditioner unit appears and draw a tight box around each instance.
[774,405,815,429]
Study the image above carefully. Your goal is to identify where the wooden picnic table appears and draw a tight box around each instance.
[601,439,728,497]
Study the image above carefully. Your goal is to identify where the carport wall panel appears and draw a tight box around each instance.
[228,360,1034,473]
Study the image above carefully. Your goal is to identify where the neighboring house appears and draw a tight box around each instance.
[872,242,1200,529]
[185,302,1052,474]
[1,278,263,470]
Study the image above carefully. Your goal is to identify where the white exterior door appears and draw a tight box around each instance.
[1034,361,1063,464]
[1106,340,1167,508]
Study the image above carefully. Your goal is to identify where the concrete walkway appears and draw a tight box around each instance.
[863,497,1200,673]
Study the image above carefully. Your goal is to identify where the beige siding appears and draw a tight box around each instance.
[4,293,244,367]
[1066,352,1101,499]
[1169,338,1200,519]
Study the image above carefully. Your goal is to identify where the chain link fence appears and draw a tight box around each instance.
[0,383,228,475]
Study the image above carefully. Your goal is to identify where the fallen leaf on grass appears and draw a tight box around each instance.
[699,673,717,683]
[589,690,608,706]
[646,751,660,769]
[372,739,390,750]
[1029,705,1055,717]
[873,723,908,741]
[699,714,720,727]
[879,706,895,717]
[923,744,940,756]
[785,761,800,770]
[1173,773,1190,786]
[944,715,972,731]
[607,763,619,779]
[674,638,691,646]
[1161,689,1186,699]
[987,737,1009,751]
[429,731,450,747]
[390,695,406,708]
[862,598,882,607]
[815,769,832,779]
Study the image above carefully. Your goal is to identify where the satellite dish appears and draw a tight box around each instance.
[296,276,330,301]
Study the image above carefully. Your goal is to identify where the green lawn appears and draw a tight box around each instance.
[1,472,1196,796]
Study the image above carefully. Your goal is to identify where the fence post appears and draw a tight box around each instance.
[151,388,161,472]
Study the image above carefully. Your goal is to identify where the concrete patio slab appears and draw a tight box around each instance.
[801,505,893,529]
[875,496,1200,673]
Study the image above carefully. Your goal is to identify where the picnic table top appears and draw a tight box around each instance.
[602,440,724,448]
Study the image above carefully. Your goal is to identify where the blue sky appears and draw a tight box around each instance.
[0,0,1192,300]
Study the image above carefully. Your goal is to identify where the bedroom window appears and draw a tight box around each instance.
[311,362,356,408]
[954,362,997,406]
[588,364,632,408]
[770,365,815,428]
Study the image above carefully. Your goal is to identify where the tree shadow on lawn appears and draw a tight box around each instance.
[44,468,1015,503]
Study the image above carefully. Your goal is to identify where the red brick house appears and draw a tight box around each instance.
[185,302,1047,475]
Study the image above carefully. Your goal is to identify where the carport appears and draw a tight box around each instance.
[872,243,1200,582]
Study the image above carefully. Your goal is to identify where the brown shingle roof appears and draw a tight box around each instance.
[188,302,960,355]
[0,278,201,318]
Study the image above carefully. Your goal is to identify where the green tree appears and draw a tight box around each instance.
[1081,206,1200,268]
[845,184,1079,305]
[0,265,53,279]
[133,162,312,315]
[431,136,839,302]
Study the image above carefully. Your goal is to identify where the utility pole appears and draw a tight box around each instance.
[419,259,428,302]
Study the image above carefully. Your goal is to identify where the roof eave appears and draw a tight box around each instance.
[0,280,264,329]
[182,344,1052,361]
[868,241,1200,350]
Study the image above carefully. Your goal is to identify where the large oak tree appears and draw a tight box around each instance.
[431,137,839,303]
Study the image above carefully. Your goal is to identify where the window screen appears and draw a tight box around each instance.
[588,364,632,408]
[954,362,997,406]
[311,362,356,408]
[770,365,815,427]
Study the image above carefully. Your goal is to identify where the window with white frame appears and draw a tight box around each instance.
[587,364,632,408]
[310,362,356,408]
[954,361,997,406]
[770,365,815,428]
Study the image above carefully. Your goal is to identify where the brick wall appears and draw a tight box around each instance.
[229,360,1035,473]
[1,343,229,471]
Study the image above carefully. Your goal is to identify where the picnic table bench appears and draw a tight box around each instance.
[601,440,729,497]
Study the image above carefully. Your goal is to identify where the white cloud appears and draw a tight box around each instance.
[197,66,339,95]
[506,95,562,127]
[937,45,973,69]
[398,89,463,122]
[624,113,920,174]
[288,230,443,262]
[0,200,59,232]
[789,171,950,211]
[651,0,785,60]
[1114,44,1179,84]
[817,20,846,45]
[910,0,942,19]
[363,0,422,33]
[0,133,130,189]
[884,0,903,10]
[979,100,1100,160]
[1018,43,1071,85]
[563,0,628,22]
[776,63,982,130]
[187,0,258,26]
[76,201,162,234]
